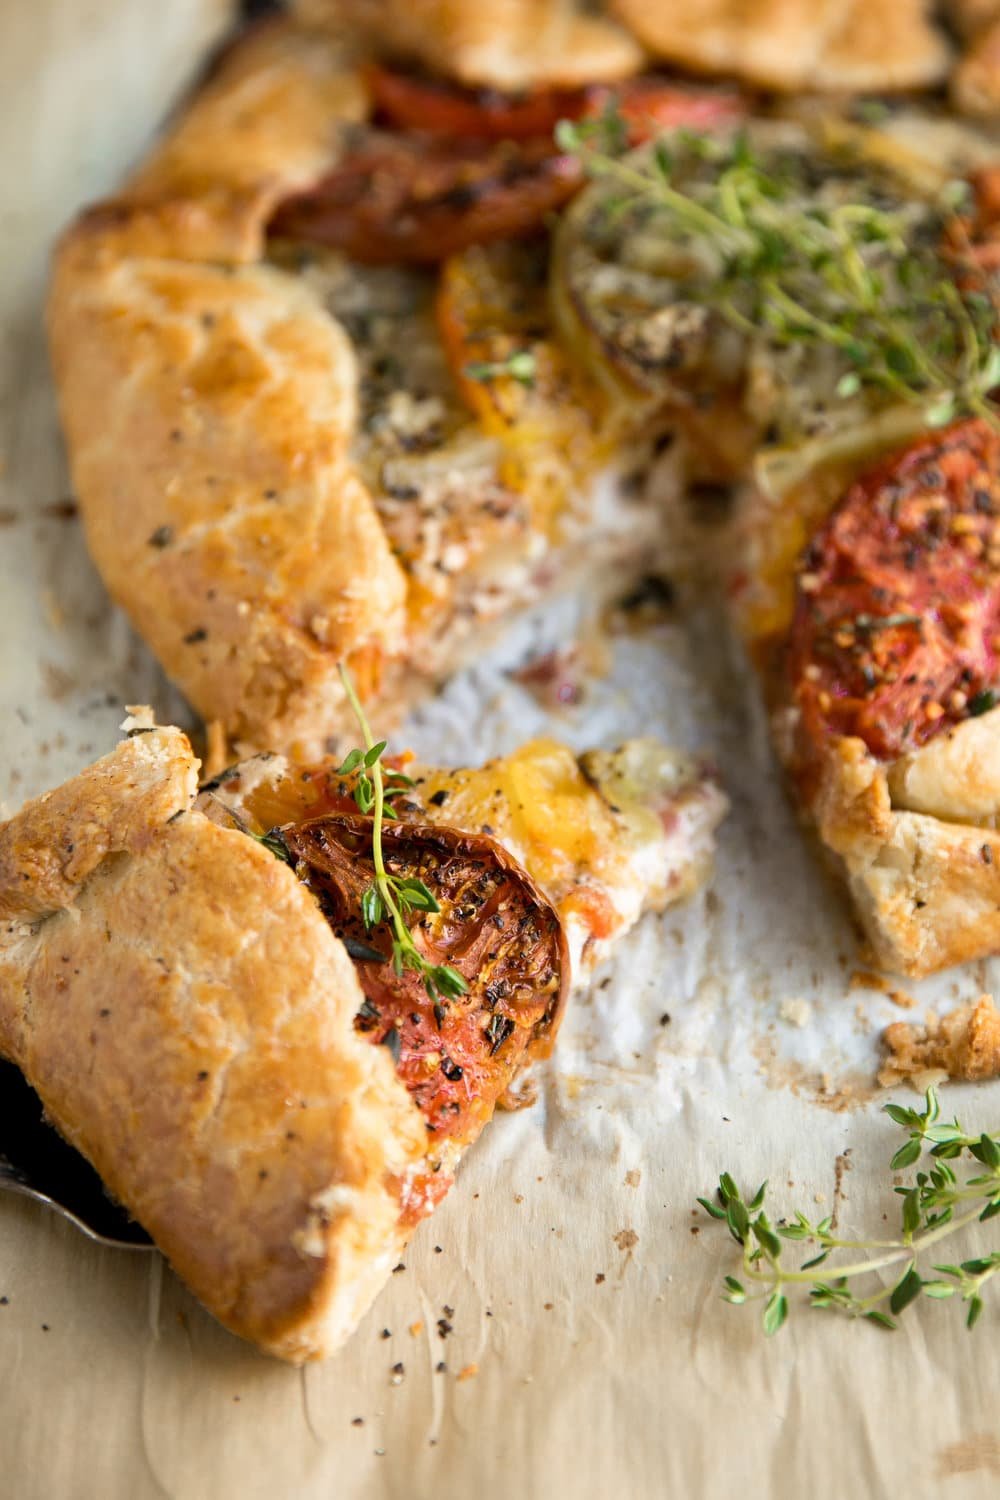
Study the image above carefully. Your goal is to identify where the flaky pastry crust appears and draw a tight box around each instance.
[611,0,950,93]
[294,0,643,89]
[0,726,427,1362]
[810,732,1000,977]
[48,21,410,758]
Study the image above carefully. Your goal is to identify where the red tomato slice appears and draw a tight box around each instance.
[367,62,744,146]
[268,131,581,264]
[788,418,1000,762]
[282,813,568,1145]
[366,61,591,140]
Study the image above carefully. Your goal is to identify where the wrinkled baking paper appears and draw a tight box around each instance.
[4,7,1000,1497]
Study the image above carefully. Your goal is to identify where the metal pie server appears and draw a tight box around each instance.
[0,1060,153,1251]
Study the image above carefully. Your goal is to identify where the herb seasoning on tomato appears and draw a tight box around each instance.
[788,418,1000,761]
[282,814,567,1145]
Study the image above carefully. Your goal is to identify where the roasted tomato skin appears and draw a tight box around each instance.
[268,68,742,265]
[268,132,581,265]
[282,815,569,1147]
[366,63,742,144]
[589,75,744,142]
[366,62,593,140]
[787,418,1000,763]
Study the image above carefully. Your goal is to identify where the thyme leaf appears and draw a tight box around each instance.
[338,665,470,1005]
[464,350,537,386]
[700,1087,1000,1335]
[969,689,997,717]
[557,113,1000,435]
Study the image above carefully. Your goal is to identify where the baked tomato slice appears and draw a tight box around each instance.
[268,131,581,264]
[366,61,592,140]
[366,62,742,145]
[787,418,1000,762]
[282,814,569,1145]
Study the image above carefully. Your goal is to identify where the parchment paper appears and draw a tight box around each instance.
[3,7,1000,1497]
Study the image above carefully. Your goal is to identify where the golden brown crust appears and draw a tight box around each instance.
[886,710,1000,824]
[0,726,197,927]
[611,0,951,92]
[811,735,1000,977]
[295,0,643,89]
[951,16,1000,118]
[48,217,407,759]
[880,994,1000,1086]
[117,19,369,265]
[947,0,1000,39]
[0,731,426,1362]
[46,18,411,758]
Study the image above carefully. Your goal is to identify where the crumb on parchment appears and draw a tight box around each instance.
[779,998,812,1028]
[879,994,1000,1090]
[850,970,890,992]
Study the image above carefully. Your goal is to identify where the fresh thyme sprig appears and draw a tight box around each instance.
[464,350,537,386]
[337,665,468,1004]
[555,113,1000,434]
[700,1087,1000,1335]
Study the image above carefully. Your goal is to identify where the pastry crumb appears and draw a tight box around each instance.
[850,970,890,992]
[879,995,1000,1088]
[456,1363,478,1382]
[779,998,812,1028]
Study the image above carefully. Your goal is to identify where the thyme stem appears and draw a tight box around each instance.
[740,1201,989,1288]
[337,664,469,1004]
[559,117,1000,436]
[338,664,409,960]
[701,1088,1000,1335]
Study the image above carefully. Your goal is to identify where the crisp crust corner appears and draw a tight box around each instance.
[59,18,368,267]
[808,733,1000,977]
[0,725,198,924]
